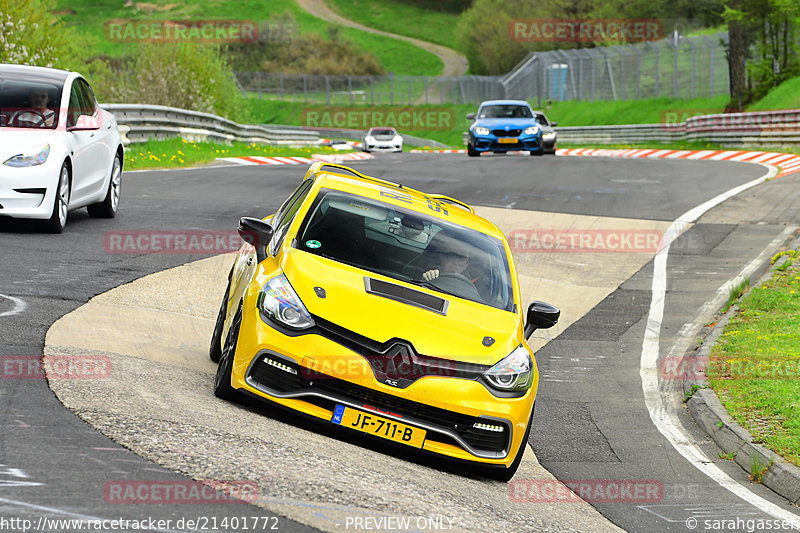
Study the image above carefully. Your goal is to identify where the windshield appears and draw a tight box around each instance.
[478,104,532,119]
[295,190,514,311]
[369,128,396,136]
[0,79,62,129]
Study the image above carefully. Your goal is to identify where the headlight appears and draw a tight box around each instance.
[523,125,540,135]
[542,132,556,141]
[483,345,533,392]
[393,136,402,143]
[473,126,490,136]
[365,136,375,143]
[257,274,314,330]
[3,144,50,167]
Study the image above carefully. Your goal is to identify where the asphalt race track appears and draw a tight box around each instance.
[2,152,800,532]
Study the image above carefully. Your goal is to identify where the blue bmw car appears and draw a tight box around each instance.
[466,100,544,157]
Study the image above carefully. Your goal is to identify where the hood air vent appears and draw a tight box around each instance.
[364,277,449,315]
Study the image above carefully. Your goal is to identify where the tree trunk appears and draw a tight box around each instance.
[727,17,748,110]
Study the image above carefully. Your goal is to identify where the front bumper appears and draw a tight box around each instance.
[469,132,542,153]
[0,160,60,219]
[363,141,403,152]
[230,305,536,466]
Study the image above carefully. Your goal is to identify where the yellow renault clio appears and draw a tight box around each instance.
[209,162,559,481]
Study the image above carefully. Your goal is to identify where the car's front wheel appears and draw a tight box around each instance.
[209,276,232,362]
[214,302,243,402]
[530,149,544,156]
[45,162,70,233]
[88,153,122,218]
[467,143,480,157]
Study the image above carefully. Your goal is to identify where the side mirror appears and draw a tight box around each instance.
[68,114,100,131]
[551,121,558,127]
[238,217,274,263]
[524,301,560,339]
[466,113,475,120]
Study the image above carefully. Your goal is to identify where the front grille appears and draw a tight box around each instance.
[492,129,522,137]
[248,357,509,453]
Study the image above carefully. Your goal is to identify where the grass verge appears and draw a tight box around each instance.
[707,250,800,466]
[123,138,349,171]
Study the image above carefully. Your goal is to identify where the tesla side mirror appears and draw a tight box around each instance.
[466,113,475,120]
[238,217,274,263]
[68,114,100,131]
[551,121,558,127]
[524,301,560,339]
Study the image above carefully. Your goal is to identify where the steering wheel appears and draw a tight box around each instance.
[436,271,474,285]
[11,109,47,127]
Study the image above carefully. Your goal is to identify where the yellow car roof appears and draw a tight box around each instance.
[304,163,504,239]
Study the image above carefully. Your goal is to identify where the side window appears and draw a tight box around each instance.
[536,113,549,126]
[76,79,97,116]
[67,81,82,128]
[268,180,314,256]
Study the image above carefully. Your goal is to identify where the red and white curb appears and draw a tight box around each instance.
[556,147,800,178]
[219,152,374,166]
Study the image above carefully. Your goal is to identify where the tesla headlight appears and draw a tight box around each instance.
[542,132,556,141]
[483,345,533,392]
[523,125,540,135]
[473,126,490,136]
[257,274,314,330]
[3,144,50,167]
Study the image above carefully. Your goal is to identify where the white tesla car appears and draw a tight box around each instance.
[0,64,124,233]
[361,127,403,153]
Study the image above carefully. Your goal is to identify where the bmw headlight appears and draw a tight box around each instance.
[3,144,50,167]
[483,345,533,392]
[523,125,540,135]
[257,274,314,330]
[473,126,490,136]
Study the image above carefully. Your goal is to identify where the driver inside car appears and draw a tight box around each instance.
[12,89,56,127]
[418,230,482,301]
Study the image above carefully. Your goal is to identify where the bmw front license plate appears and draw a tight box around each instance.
[332,405,426,448]
[497,137,518,144]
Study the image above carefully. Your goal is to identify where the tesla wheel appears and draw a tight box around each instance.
[209,276,232,362]
[45,162,70,234]
[214,302,243,401]
[88,153,122,218]
[485,404,535,482]
[467,143,479,157]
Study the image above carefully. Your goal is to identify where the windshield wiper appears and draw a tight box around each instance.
[405,278,460,298]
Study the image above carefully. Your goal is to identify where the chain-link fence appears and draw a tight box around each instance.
[503,32,730,105]
[234,32,731,106]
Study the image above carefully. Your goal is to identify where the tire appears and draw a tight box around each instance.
[467,143,480,157]
[530,149,544,156]
[485,403,535,482]
[88,153,122,218]
[209,276,232,363]
[214,302,243,402]
[45,163,70,234]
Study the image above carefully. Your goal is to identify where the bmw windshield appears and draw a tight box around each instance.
[294,189,514,311]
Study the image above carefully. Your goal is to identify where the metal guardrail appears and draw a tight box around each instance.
[100,104,321,145]
[555,109,800,146]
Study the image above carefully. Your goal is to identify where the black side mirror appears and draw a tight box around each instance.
[524,301,560,339]
[551,121,558,127]
[466,112,475,120]
[238,217,274,263]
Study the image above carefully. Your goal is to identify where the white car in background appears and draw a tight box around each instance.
[361,127,403,153]
[0,64,124,233]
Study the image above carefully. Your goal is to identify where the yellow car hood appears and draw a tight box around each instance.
[281,249,521,366]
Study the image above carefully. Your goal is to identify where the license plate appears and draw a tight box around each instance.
[497,137,518,144]
[332,405,426,448]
